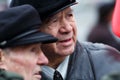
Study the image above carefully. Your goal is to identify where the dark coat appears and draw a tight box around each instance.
[42,41,120,80]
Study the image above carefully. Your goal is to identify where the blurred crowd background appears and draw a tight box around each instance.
[0,0,115,42]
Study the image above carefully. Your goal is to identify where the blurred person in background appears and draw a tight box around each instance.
[0,5,57,80]
[10,0,120,80]
[101,0,120,80]
[87,0,120,51]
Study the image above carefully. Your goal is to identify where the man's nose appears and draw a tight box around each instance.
[60,19,72,33]
[37,51,48,65]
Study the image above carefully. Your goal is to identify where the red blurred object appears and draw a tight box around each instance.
[112,0,120,37]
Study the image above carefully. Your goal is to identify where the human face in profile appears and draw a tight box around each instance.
[0,43,48,80]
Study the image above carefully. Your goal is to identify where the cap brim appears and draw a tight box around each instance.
[47,2,78,18]
[6,30,58,47]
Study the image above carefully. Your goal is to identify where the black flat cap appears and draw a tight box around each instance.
[0,5,57,49]
[10,0,77,21]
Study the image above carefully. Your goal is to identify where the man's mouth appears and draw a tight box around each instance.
[59,38,72,43]
[34,71,41,79]
[34,71,41,75]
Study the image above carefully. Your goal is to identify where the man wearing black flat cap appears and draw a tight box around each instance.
[10,0,120,80]
[0,4,57,80]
